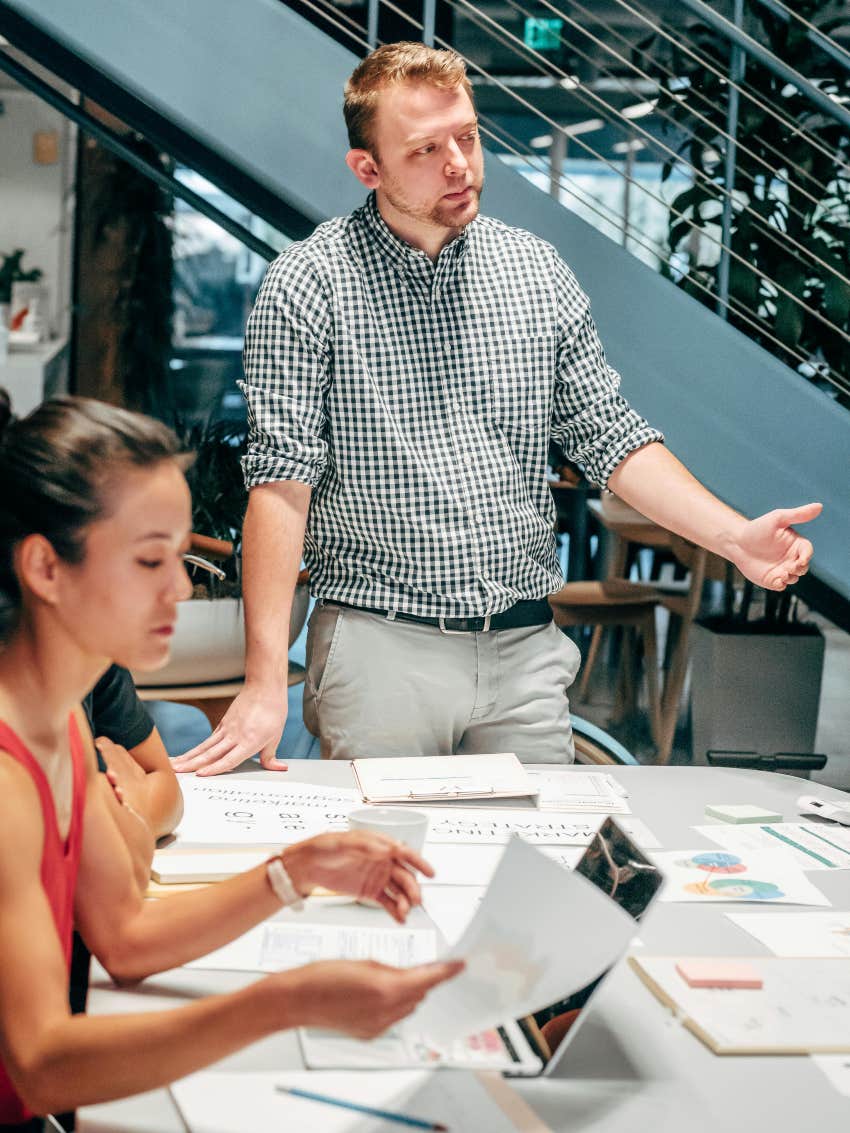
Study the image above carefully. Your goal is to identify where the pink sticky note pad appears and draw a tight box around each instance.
[675,959,763,989]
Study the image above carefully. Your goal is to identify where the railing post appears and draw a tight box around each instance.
[422,0,436,46]
[549,129,566,202]
[717,0,746,320]
[367,0,379,49]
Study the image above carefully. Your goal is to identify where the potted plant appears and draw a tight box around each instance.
[689,563,825,765]
[134,417,310,686]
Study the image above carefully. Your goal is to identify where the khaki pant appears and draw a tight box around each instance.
[303,603,581,763]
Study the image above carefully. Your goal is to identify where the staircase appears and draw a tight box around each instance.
[1,0,848,622]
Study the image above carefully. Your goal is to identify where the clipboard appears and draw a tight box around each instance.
[352,753,536,804]
[630,955,850,1055]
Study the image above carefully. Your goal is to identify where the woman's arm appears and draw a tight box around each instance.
[75,765,433,982]
[0,754,460,1114]
[96,728,183,838]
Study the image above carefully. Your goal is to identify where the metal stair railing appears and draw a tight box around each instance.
[289,0,850,400]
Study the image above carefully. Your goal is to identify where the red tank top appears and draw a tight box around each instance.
[0,714,87,1124]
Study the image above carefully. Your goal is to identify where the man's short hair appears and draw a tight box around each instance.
[344,41,474,154]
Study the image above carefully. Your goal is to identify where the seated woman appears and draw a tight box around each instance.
[0,392,461,1129]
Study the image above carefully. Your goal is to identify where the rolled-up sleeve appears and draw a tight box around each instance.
[239,250,332,490]
[550,256,663,488]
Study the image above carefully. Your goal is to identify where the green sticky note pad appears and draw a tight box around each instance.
[704,804,783,824]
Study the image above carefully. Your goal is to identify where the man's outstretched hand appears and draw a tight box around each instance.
[729,502,822,590]
[171,684,289,777]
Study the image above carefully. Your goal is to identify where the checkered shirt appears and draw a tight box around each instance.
[240,192,663,617]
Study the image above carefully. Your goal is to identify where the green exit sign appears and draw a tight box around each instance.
[524,17,563,52]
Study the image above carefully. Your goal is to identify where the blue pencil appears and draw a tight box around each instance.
[275,1085,449,1131]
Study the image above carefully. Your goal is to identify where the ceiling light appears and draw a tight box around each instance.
[563,118,605,136]
[612,139,646,154]
[622,99,658,120]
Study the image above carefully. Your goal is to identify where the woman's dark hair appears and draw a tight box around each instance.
[0,391,184,642]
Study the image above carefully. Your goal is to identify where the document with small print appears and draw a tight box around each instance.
[174,778,358,845]
[186,919,437,973]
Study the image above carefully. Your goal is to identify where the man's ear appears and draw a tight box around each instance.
[345,148,381,190]
[15,534,63,606]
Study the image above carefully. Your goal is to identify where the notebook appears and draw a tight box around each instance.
[352,753,536,803]
[300,817,664,1076]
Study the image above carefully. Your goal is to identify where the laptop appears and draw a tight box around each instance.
[299,817,664,1075]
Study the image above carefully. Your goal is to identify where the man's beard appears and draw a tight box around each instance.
[383,176,484,231]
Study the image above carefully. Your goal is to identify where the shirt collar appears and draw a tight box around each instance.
[359,191,471,273]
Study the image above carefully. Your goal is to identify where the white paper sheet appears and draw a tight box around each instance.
[423,886,487,946]
[812,1055,850,1098]
[418,807,601,845]
[695,822,850,870]
[353,753,535,802]
[408,835,637,1043]
[526,770,631,814]
[186,918,437,973]
[727,911,850,957]
[171,1069,529,1133]
[420,842,505,886]
[652,848,831,905]
[174,778,358,845]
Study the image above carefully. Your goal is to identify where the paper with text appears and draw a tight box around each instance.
[695,822,850,870]
[419,807,601,845]
[527,770,631,814]
[174,778,358,845]
[186,919,437,973]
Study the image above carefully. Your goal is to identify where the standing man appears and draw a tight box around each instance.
[173,43,819,776]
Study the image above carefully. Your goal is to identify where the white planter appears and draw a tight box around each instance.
[690,622,825,766]
[134,585,310,688]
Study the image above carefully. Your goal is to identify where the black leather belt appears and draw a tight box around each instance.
[324,597,553,634]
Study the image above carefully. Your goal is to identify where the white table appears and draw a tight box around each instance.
[80,764,850,1132]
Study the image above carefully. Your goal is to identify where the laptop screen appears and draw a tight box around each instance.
[514,816,664,1072]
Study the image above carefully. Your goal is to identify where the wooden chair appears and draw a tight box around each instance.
[549,579,663,750]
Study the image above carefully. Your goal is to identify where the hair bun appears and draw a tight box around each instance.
[0,388,13,440]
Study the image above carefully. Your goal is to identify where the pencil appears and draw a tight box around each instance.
[275,1085,449,1131]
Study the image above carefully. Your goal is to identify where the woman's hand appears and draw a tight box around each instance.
[281,831,435,923]
[280,958,464,1039]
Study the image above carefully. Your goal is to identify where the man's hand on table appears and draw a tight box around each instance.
[280,958,465,1039]
[281,831,435,924]
[727,502,821,590]
[171,683,289,776]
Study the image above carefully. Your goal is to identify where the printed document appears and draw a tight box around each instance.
[419,807,601,845]
[695,822,850,870]
[186,919,437,973]
[174,778,358,845]
[527,769,631,814]
[652,848,830,905]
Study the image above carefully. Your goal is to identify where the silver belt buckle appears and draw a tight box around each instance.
[438,614,491,635]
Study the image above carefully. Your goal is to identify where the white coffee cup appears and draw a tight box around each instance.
[348,806,429,854]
